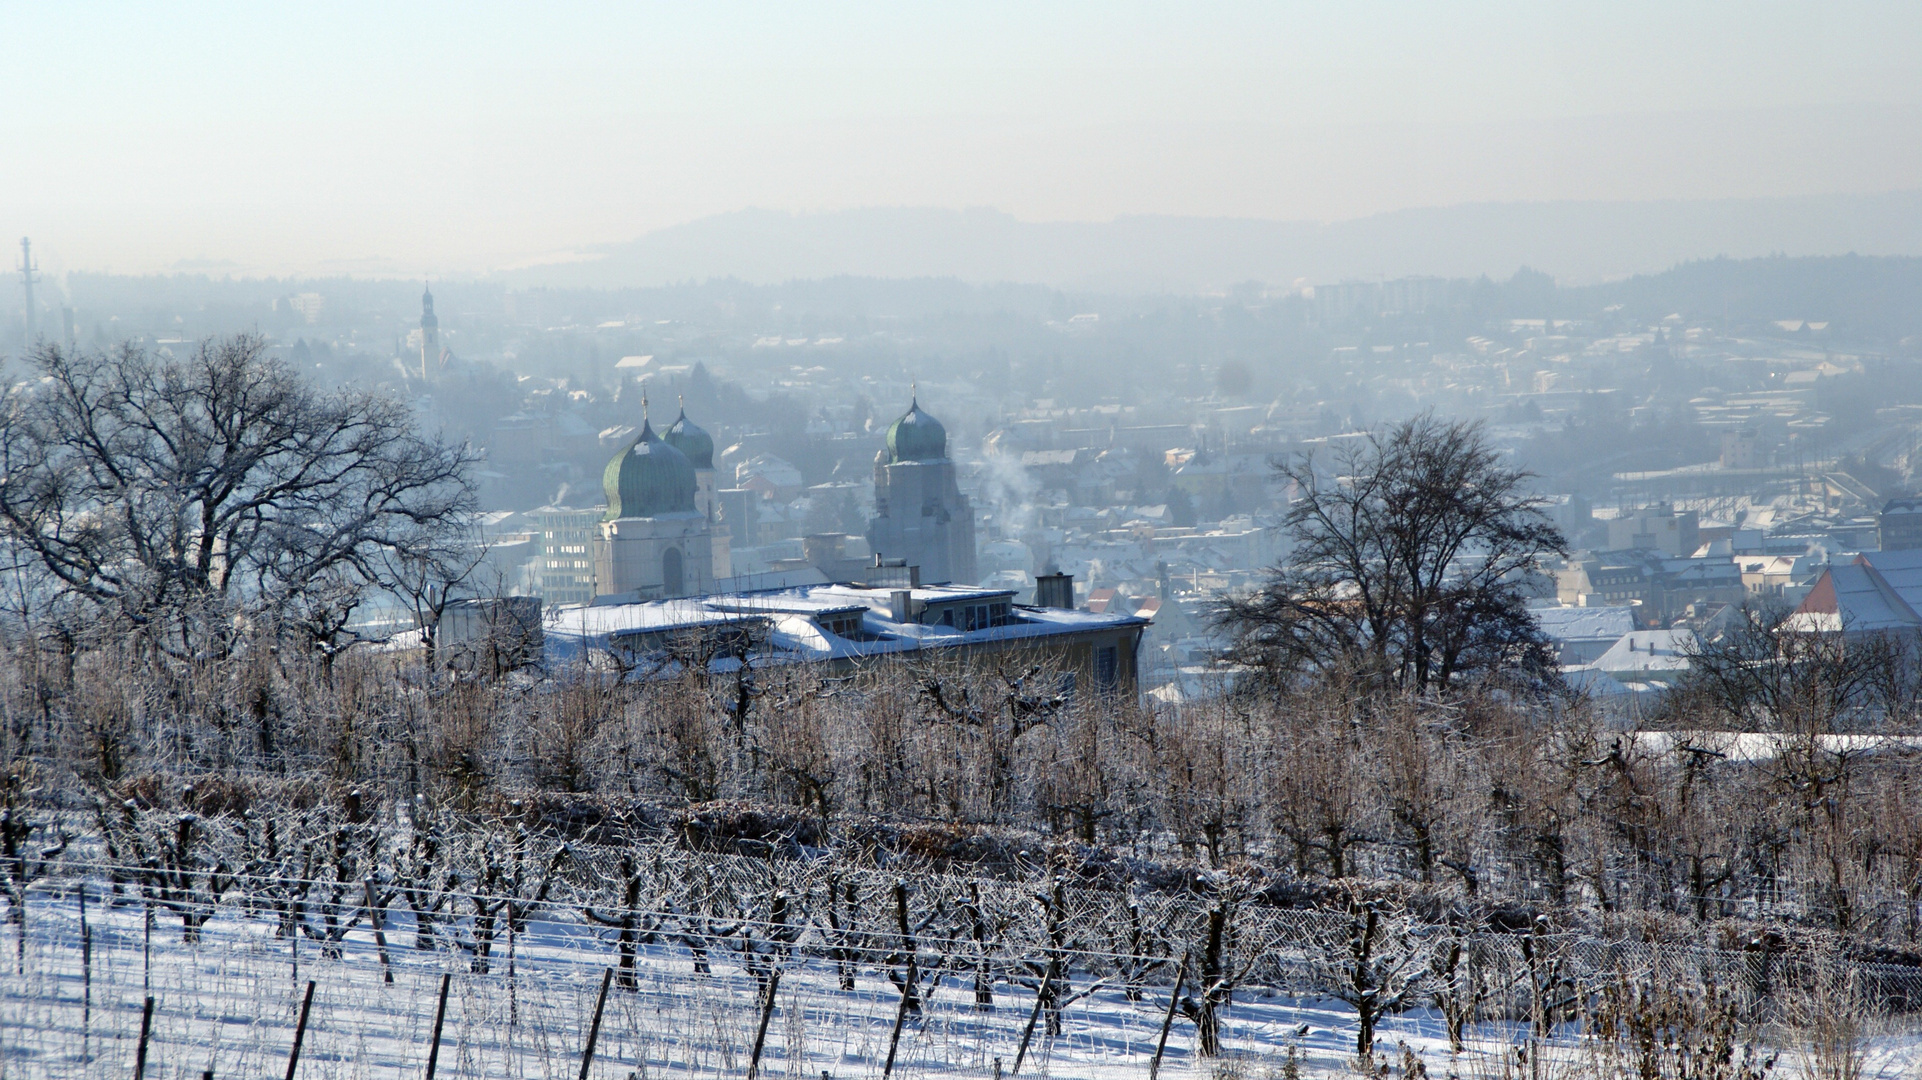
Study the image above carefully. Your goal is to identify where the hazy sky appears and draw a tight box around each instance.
[7,2,1921,276]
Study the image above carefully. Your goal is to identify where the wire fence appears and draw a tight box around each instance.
[0,878,1215,1080]
[8,843,1922,1079]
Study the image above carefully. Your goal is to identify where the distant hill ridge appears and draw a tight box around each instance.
[497,192,1922,293]
[1575,254,1922,342]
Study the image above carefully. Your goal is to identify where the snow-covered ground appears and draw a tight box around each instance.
[5,890,1921,1079]
[0,889,1494,1080]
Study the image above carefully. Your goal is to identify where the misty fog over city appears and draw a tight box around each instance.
[7,5,1922,1079]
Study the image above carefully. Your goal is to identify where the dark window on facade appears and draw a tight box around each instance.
[1095,645,1118,690]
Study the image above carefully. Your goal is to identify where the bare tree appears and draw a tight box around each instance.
[1304,883,1430,1063]
[1156,699,1257,866]
[98,789,236,943]
[1218,413,1564,692]
[0,764,64,956]
[584,851,668,990]
[456,815,568,974]
[1270,706,1375,879]
[379,528,491,672]
[286,794,383,961]
[1176,894,1259,1057]
[0,335,478,658]
[919,659,1070,817]
[1675,603,1885,733]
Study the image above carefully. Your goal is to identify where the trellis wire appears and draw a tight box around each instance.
[5,856,1921,1079]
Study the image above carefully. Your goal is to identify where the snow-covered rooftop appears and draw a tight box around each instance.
[543,582,1146,667]
[1534,604,1636,643]
[1593,629,1697,675]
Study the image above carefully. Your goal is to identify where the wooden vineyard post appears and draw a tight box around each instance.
[1149,958,1189,1080]
[284,979,316,1080]
[746,969,782,1080]
[578,967,614,1080]
[882,980,914,1078]
[133,995,156,1080]
[363,881,394,984]
[81,911,93,1062]
[424,972,452,1080]
[1011,955,1058,1075]
[1014,879,1071,1077]
[883,881,918,1079]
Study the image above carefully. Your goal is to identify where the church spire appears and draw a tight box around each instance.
[418,281,440,382]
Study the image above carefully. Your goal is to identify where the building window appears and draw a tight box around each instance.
[818,613,865,638]
[1095,645,1118,690]
[952,603,1004,631]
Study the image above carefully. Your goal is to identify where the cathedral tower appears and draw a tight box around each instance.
[595,399,714,599]
[664,398,731,578]
[868,391,976,584]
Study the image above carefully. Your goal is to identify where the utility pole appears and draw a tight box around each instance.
[17,237,38,341]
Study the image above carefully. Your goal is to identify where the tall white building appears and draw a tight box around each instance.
[534,506,600,605]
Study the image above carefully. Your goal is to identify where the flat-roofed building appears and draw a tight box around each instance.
[545,580,1147,696]
[1879,498,1922,551]
[534,505,602,607]
[1607,504,1700,558]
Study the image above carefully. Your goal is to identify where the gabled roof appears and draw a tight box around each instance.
[1858,548,1922,596]
[1791,552,1922,633]
[1594,629,1697,675]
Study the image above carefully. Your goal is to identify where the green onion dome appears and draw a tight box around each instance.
[603,419,697,520]
[663,406,715,470]
[885,396,948,463]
